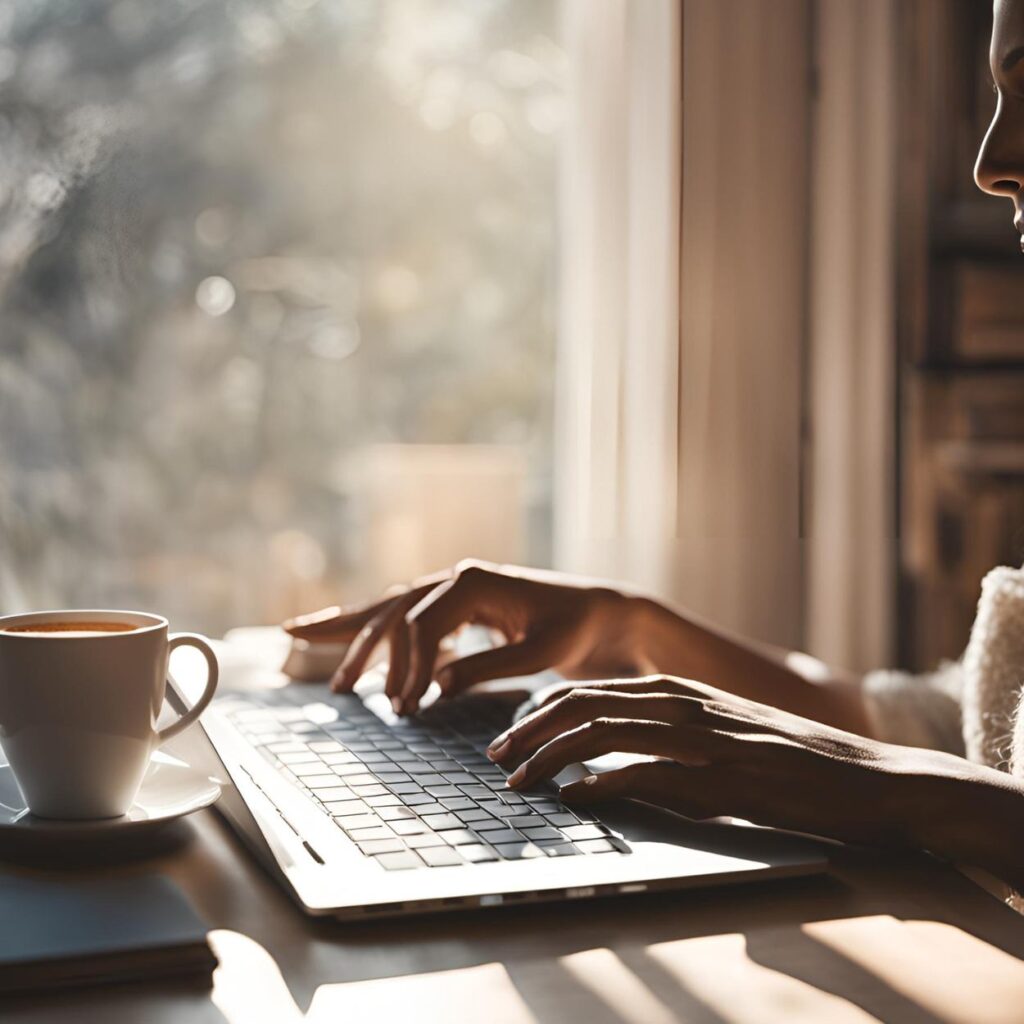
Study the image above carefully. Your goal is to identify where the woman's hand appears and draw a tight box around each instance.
[489,676,1024,884]
[284,561,653,714]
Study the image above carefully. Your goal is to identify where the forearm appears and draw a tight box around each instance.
[627,596,871,735]
[906,760,1024,893]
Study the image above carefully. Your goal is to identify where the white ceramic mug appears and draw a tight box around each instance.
[0,610,219,819]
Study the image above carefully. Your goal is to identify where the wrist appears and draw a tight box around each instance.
[899,755,1024,889]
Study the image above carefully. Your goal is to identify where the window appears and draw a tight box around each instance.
[0,0,564,633]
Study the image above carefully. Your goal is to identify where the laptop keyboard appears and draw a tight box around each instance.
[220,686,629,871]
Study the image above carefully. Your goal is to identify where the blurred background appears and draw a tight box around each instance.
[2,0,1023,677]
[0,0,561,631]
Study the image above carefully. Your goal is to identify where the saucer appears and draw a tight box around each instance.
[0,749,221,842]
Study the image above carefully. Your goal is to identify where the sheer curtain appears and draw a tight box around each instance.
[556,0,896,665]
[554,0,681,599]
[557,0,809,649]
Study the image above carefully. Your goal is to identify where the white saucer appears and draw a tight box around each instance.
[0,750,221,841]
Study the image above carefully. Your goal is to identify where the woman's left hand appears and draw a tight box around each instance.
[488,676,994,852]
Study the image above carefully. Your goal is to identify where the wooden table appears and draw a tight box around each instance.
[4,805,1024,1024]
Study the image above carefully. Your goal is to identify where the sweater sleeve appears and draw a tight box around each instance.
[961,565,1024,775]
[862,661,965,755]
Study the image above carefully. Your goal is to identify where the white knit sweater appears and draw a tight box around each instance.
[863,565,1024,776]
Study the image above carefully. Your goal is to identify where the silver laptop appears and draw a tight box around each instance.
[173,633,827,920]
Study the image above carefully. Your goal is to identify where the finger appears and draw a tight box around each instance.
[489,690,704,765]
[331,599,404,692]
[507,718,717,790]
[436,629,568,698]
[283,599,393,642]
[534,675,722,709]
[558,760,729,820]
[384,617,411,711]
[399,567,504,713]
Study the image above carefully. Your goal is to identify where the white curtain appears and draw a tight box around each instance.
[557,0,897,663]
[805,0,897,671]
[554,0,682,599]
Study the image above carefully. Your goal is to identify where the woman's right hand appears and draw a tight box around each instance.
[283,561,655,715]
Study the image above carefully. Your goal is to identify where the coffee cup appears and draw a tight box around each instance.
[0,610,219,819]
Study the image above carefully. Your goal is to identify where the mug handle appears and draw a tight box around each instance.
[156,633,220,745]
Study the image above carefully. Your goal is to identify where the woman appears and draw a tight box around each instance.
[288,0,1024,895]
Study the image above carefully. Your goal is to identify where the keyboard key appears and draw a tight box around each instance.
[306,776,351,791]
[421,813,461,831]
[337,814,381,832]
[471,817,512,832]
[433,760,462,772]
[439,797,475,812]
[403,798,444,815]
[456,808,494,823]
[308,741,344,753]
[405,833,446,849]
[357,838,405,856]
[374,772,411,785]
[267,741,308,753]
[484,779,509,791]
[545,813,578,828]
[543,843,581,857]
[563,825,609,842]
[478,801,505,815]
[377,806,417,821]
[388,782,424,795]
[493,841,545,860]
[506,815,545,829]
[390,818,430,836]
[334,763,370,777]
[345,773,379,787]
[523,797,561,810]
[415,774,447,786]
[494,805,521,819]
[321,752,360,765]
[459,843,498,863]
[365,794,403,808]
[457,785,491,800]
[473,828,520,845]
[349,826,394,842]
[279,753,321,765]
[390,751,422,764]
[401,793,437,807]
[324,800,368,817]
[374,851,421,871]
[350,784,388,798]
[314,786,354,802]
[521,826,563,842]
[441,829,478,846]
[356,750,391,764]
[424,785,461,799]
[442,772,477,786]
[577,839,617,854]
[418,846,463,867]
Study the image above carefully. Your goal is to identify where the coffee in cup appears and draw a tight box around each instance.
[0,610,219,819]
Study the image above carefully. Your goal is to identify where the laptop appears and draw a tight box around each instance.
[171,629,827,920]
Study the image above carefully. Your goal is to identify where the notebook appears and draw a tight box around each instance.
[0,874,217,995]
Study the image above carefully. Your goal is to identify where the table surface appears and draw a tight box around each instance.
[3,806,1024,1024]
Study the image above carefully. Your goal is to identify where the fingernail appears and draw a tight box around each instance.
[391,696,403,714]
[506,763,526,787]
[487,738,510,762]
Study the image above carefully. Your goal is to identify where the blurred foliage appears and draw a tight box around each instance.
[0,0,561,632]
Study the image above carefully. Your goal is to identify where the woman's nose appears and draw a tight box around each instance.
[975,111,1024,197]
